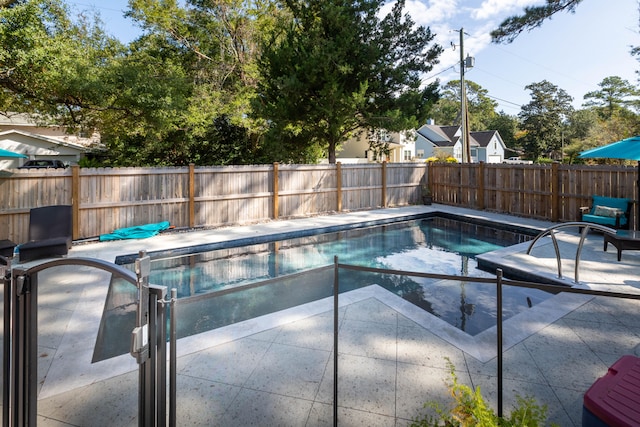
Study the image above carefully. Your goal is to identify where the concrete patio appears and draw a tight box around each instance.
[2,205,640,426]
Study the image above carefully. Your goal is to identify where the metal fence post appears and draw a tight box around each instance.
[3,267,39,427]
[3,259,11,427]
[496,268,504,418]
[169,288,177,427]
[333,256,339,427]
[132,251,170,427]
[150,285,168,427]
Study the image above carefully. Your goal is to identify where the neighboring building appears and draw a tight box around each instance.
[0,113,99,169]
[472,130,507,164]
[415,122,506,163]
[337,129,416,163]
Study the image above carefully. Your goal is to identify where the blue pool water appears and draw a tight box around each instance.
[93,216,549,362]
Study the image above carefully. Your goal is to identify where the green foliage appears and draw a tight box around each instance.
[431,80,498,131]
[77,156,104,168]
[411,361,554,427]
[254,0,442,163]
[519,80,573,160]
[583,76,640,119]
[3,1,637,168]
[486,111,519,150]
[491,0,584,44]
[0,0,126,130]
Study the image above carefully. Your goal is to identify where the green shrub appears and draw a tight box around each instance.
[411,360,556,427]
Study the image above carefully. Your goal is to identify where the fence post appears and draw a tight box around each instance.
[188,164,195,228]
[496,268,504,418]
[273,162,279,220]
[478,162,485,210]
[428,163,434,202]
[551,163,560,222]
[71,165,80,240]
[336,162,342,212]
[381,161,387,208]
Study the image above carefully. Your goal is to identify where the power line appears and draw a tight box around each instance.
[421,65,457,84]
[486,94,521,108]
[65,1,125,13]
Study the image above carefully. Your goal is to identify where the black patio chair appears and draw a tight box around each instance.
[19,205,72,262]
[1,239,16,258]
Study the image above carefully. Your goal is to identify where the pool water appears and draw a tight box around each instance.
[93,217,549,362]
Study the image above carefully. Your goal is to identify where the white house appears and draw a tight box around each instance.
[472,130,507,163]
[0,113,99,169]
[415,123,506,163]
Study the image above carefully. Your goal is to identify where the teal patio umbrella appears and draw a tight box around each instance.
[579,135,640,229]
[0,148,27,158]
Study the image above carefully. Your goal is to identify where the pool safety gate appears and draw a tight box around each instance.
[2,252,177,427]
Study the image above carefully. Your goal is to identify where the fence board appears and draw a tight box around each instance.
[1,162,638,243]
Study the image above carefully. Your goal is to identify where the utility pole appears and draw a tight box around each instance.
[459,28,473,163]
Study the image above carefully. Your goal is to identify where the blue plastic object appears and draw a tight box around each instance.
[99,221,171,241]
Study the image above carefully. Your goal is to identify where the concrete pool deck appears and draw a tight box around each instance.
[3,204,640,426]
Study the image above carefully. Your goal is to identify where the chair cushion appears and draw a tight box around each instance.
[590,196,630,214]
[593,205,623,218]
[18,236,70,262]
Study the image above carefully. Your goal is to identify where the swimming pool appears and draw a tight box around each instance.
[92,215,549,361]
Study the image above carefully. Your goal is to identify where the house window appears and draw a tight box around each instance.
[404,150,411,161]
[416,149,424,158]
[494,142,497,150]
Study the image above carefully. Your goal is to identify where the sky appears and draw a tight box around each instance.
[65,0,640,115]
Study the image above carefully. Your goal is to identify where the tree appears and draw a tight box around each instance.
[254,0,442,163]
[430,80,497,130]
[122,0,285,164]
[583,76,640,118]
[567,108,599,141]
[582,110,640,153]
[0,0,193,166]
[519,80,574,160]
[491,0,584,43]
[0,0,126,131]
[486,111,519,151]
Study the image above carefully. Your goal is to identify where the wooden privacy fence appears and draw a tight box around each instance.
[428,162,638,225]
[2,162,637,244]
[0,162,426,243]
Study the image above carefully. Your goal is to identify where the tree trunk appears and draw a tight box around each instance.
[328,140,336,164]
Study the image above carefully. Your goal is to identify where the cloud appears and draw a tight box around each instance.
[380,0,459,27]
[471,0,541,21]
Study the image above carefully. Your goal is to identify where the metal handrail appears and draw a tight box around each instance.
[525,222,615,283]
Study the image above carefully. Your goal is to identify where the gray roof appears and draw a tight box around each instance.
[418,124,485,147]
[470,130,499,148]
[417,125,458,147]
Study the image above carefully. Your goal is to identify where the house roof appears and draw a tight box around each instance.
[418,124,482,147]
[0,129,89,152]
[470,130,500,148]
[417,125,458,147]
